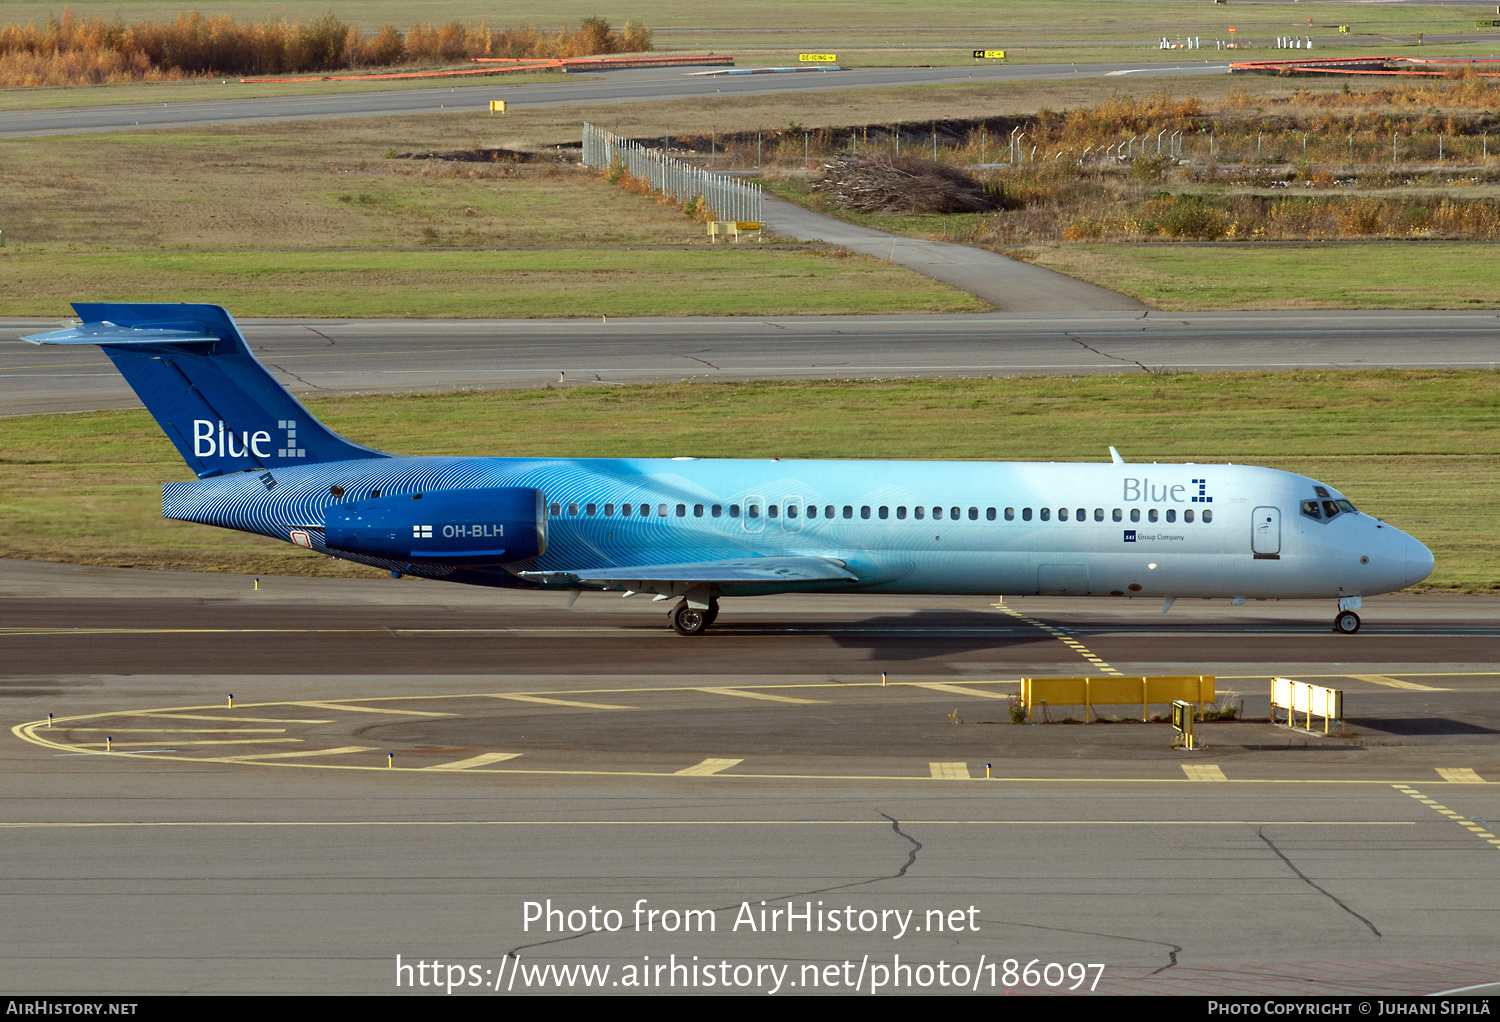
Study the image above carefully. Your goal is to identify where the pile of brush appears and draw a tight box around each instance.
[811,155,996,214]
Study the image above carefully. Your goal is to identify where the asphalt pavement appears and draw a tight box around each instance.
[5,309,1497,415]
[0,60,1234,138]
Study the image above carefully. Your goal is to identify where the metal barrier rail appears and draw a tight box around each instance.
[1271,677,1343,733]
[581,123,763,225]
[1020,675,1216,723]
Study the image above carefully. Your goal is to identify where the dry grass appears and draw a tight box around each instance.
[0,117,982,317]
[0,10,650,85]
[0,128,711,251]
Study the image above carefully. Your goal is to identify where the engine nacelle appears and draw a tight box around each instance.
[324,486,546,563]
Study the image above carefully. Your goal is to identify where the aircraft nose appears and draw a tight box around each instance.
[1404,533,1435,588]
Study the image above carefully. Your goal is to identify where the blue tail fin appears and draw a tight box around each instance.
[25,303,386,477]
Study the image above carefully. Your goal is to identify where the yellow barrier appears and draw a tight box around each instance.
[708,221,762,243]
[1271,677,1342,733]
[1020,675,1215,722]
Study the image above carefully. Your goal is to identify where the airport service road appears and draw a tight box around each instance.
[4,309,1500,416]
[3,560,1499,994]
[0,61,1231,139]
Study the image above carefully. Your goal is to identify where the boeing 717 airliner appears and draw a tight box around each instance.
[27,303,1433,635]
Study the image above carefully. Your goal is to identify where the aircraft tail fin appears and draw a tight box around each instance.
[25,303,386,477]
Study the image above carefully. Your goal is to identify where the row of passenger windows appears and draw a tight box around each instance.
[547,502,1213,524]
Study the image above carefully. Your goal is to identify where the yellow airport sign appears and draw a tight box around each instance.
[973,50,1007,59]
[799,53,836,62]
[489,100,506,113]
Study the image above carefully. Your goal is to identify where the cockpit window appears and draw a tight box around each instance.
[1313,486,1330,499]
[1301,500,1322,520]
[1321,500,1341,520]
[1335,499,1356,514]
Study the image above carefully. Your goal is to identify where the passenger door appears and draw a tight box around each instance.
[1251,506,1280,559]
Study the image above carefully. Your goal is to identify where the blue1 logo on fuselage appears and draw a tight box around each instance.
[1122,477,1211,503]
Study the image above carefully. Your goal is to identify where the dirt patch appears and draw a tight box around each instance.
[392,147,573,164]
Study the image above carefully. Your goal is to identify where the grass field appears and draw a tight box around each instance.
[0,121,981,317]
[0,247,981,318]
[1,371,1494,591]
[1005,242,1500,310]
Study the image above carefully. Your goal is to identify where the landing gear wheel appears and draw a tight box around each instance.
[1334,610,1361,634]
[703,598,720,629]
[670,602,709,636]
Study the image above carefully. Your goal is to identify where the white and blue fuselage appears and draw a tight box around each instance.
[28,302,1433,636]
[163,453,1432,601]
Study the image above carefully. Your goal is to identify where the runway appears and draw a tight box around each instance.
[5,309,1499,415]
[3,559,1499,994]
[0,60,1232,138]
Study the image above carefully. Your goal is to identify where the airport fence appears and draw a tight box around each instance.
[581,122,763,224]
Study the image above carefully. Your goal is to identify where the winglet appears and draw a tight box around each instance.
[1109,446,1125,464]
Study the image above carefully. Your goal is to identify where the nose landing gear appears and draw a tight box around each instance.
[669,597,719,635]
[1334,610,1361,634]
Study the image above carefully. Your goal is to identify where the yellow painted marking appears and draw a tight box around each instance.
[915,683,1014,701]
[218,745,376,762]
[488,694,635,710]
[1437,768,1487,783]
[1350,674,1449,691]
[288,702,454,717]
[425,752,523,771]
[1397,785,1500,850]
[1183,764,1228,782]
[675,758,743,776]
[0,819,1423,830]
[136,713,335,724]
[63,728,286,734]
[80,739,300,747]
[930,761,971,779]
[992,603,1124,676]
[696,687,827,705]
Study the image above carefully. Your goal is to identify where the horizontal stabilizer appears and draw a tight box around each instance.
[521,555,858,588]
[23,322,219,347]
[26,302,386,477]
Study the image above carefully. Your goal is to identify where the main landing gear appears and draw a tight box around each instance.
[669,598,719,636]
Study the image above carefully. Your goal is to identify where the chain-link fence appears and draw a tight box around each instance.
[582,122,762,223]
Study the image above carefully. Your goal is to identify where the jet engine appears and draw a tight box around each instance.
[324,486,546,563]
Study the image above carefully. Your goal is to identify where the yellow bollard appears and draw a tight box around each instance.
[387,753,394,768]
[105,736,112,752]
[986,763,992,779]
[254,578,259,590]
[47,713,53,728]
[881,672,887,687]
[227,694,233,709]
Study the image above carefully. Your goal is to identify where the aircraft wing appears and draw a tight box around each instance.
[520,555,858,587]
